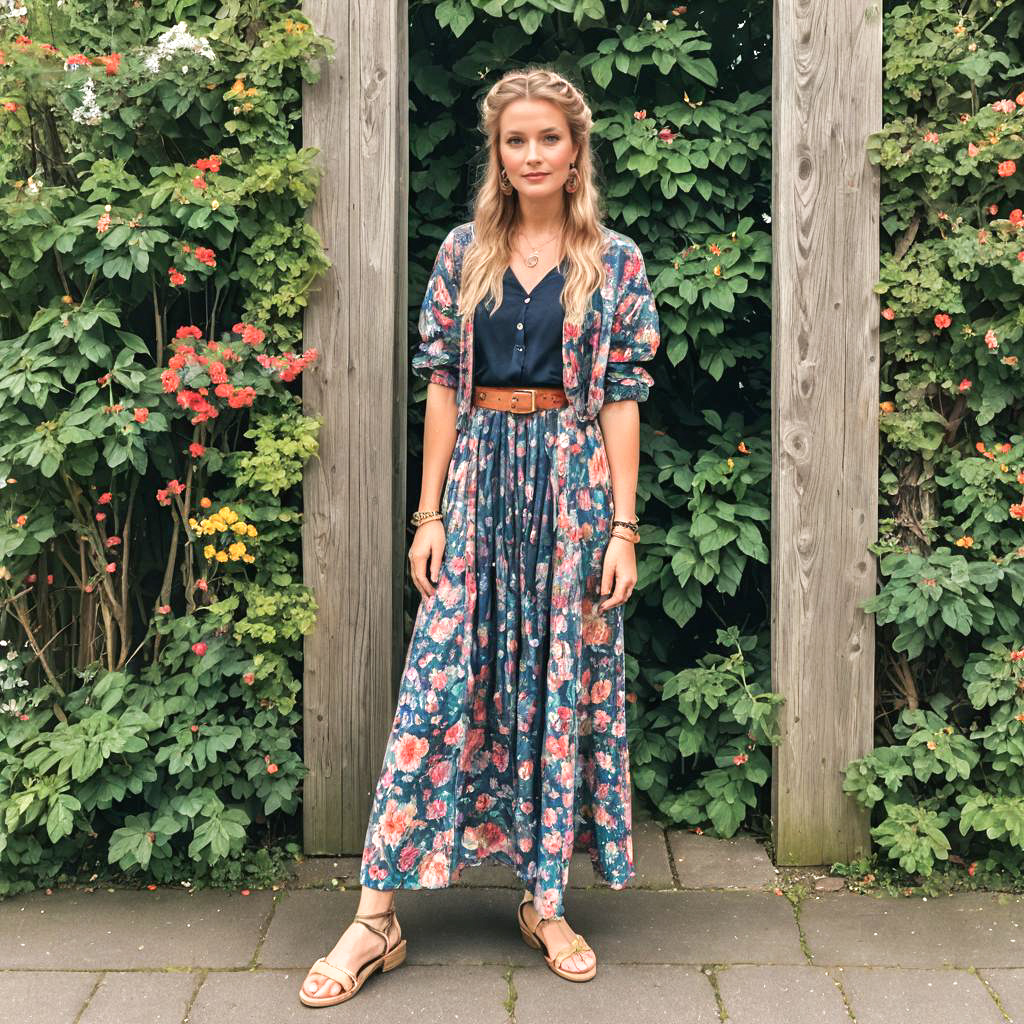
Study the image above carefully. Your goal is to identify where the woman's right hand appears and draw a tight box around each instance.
[409,519,446,599]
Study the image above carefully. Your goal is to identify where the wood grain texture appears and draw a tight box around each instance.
[300,0,409,854]
[770,0,881,864]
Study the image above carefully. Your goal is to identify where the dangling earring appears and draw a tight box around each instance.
[499,167,514,195]
[564,161,579,194]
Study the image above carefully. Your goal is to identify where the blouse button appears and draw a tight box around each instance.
[524,297,531,304]
[516,322,524,330]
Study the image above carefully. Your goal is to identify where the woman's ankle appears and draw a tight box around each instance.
[356,885,396,917]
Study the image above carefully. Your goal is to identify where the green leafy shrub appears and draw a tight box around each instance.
[844,0,1024,881]
[0,1,331,893]
[410,0,776,838]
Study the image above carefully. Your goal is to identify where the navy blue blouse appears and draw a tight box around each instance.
[472,264,565,388]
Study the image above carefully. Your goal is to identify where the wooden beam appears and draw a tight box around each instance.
[770,0,881,864]
[300,0,409,854]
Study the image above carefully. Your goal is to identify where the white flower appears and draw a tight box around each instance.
[761,212,771,223]
[0,699,21,716]
[71,77,104,125]
[2,1,28,18]
[144,22,216,75]
[25,174,41,194]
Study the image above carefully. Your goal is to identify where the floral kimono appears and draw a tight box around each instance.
[359,220,661,920]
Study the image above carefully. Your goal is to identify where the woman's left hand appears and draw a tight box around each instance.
[598,536,637,612]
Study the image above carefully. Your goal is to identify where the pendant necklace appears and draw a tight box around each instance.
[517,226,562,268]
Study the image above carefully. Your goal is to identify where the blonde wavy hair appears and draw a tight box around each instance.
[457,66,607,328]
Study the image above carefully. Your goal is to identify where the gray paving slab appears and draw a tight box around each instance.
[978,968,1024,1023]
[0,888,273,969]
[189,965,509,1023]
[716,964,852,1023]
[619,819,674,890]
[511,963,720,1022]
[667,827,778,890]
[833,965,1003,1023]
[801,892,1024,968]
[0,971,100,1024]
[77,970,199,1024]
[259,887,805,968]
[290,855,363,887]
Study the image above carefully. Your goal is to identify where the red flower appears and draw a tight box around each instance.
[881,307,895,320]
[156,488,170,506]
[99,52,121,75]
[1010,209,1023,226]
[158,604,171,614]
[189,442,206,457]
[167,479,185,495]
[175,325,202,340]
[191,724,199,733]
[658,127,677,142]
[243,672,255,684]
[169,267,185,287]
[106,535,121,547]
[194,246,216,268]
[922,130,939,143]
[98,492,113,505]
[933,313,952,329]
[196,578,208,591]
[64,53,90,69]
[195,155,222,173]
[192,175,208,190]
[733,753,748,765]
[267,763,279,774]
[998,160,1017,178]
[191,641,207,656]
[162,369,180,393]
[105,562,117,574]
[233,322,266,346]
[958,378,972,392]
[133,407,150,424]
[3,102,18,113]
[26,573,37,583]
[95,512,106,521]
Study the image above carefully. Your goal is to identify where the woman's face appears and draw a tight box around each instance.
[497,98,579,198]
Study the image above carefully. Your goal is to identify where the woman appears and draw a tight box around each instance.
[299,66,660,1007]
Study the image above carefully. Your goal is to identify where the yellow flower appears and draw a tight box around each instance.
[243,554,255,564]
[188,517,198,530]
[203,544,216,559]
[232,521,248,535]
[209,516,227,532]
[228,541,247,559]
[215,550,229,563]
[246,524,258,538]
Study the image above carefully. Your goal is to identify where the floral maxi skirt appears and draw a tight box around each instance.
[359,402,635,920]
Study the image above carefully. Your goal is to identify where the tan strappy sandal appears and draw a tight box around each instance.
[298,905,407,1008]
[516,894,597,982]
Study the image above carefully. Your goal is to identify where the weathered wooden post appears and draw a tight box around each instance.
[771,0,882,864]
[300,0,409,854]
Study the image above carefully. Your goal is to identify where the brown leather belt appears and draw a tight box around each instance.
[471,385,569,413]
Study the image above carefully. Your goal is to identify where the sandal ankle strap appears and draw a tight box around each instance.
[353,907,397,951]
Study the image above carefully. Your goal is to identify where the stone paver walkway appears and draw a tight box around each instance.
[4,810,1024,1023]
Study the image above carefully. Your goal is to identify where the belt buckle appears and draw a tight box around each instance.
[511,388,536,413]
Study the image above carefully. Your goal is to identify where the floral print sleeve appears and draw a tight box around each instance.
[411,229,461,390]
[604,240,660,403]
